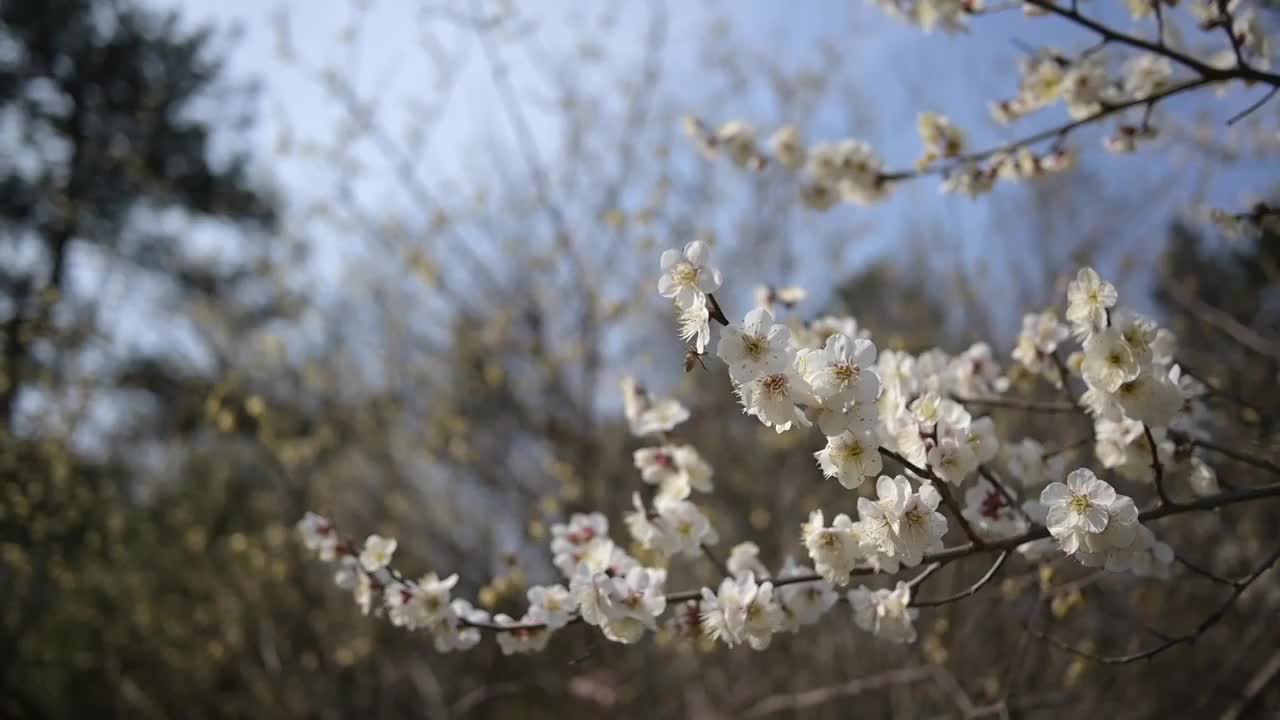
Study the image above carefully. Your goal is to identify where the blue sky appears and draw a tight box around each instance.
[138,0,1275,338]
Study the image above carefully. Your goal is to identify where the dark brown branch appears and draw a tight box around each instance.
[1143,424,1176,507]
[912,551,1010,608]
[936,479,986,548]
[1171,431,1280,476]
[979,465,1033,523]
[1226,85,1279,126]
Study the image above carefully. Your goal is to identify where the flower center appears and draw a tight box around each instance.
[673,264,699,286]
[761,373,788,396]
[742,335,766,358]
[832,361,858,384]
[1069,495,1093,514]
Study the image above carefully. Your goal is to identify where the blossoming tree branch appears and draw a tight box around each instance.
[297,0,1280,660]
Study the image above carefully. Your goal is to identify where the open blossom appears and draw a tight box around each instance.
[727,541,771,579]
[700,573,785,650]
[716,120,761,168]
[634,444,713,500]
[297,512,339,561]
[717,307,792,384]
[621,376,690,436]
[1013,310,1068,373]
[493,615,552,655]
[550,512,609,577]
[527,584,576,630]
[777,558,839,630]
[677,295,711,353]
[1066,267,1118,338]
[927,437,978,485]
[359,534,397,572]
[962,480,1028,540]
[572,565,667,644]
[1122,54,1173,100]
[801,509,866,585]
[1041,468,1129,554]
[849,582,918,644]
[816,428,883,489]
[917,111,967,165]
[797,333,880,406]
[768,124,805,169]
[738,369,813,433]
[859,475,948,566]
[625,493,717,559]
[1082,328,1140,393]
[1114,371,1182,428]
[658,240,722,309]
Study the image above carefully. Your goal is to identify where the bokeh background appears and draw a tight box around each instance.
[2,0,1278,718]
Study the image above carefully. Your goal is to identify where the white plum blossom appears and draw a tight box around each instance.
[727,541,771,579]
[700,573,785,649]
[493,615,552,655]
[1082,328,1140,393]
[927,437,978,485]
[1123,54,1173,100]
[1013,310,1069,374]
[816,429,883,489]
[1114,371,1183,428]
[797,333,880,407]
[801,509,867,585]
[621,376,690,437]
[917,111,968,165]
[527,584,575,631]
[768,125,805,169]
[1041,468,1129,555]
[633,444,713,500]
[962,480,1028,540]
[659,240,722,309]
[625,493,718,559]
[550,512,609,577]
[717,307,793,384]
[859,475,948,566]
[1066,267,1118,338]
[849,582,918,644]
[297,512,339,561]
[677,295,711,353]
[359,534,397,572]
[738,369,814,433]
[777,558,840,630]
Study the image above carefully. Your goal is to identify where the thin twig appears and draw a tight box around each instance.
[1226,86,1279,126]
[1144,424,1176,507]
[1030,546,1280,664]
[1173,432,1280,476]
[912,551,1010,608]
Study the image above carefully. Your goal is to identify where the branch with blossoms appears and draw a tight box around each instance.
[297,238,1280,663]
[681,0,1279,214]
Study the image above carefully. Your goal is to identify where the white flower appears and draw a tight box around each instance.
[297,512,338,561]
[816,429,883,489]
[1082,328,1140,393]
[798,333,880,406]
[1013,311,1068,373]
[727,541,771,579]
[1187,456,1219,496]
[700,573,784,649]
[1041,468,1122,554]
[1066,267,1118,338]
[738,369,813,433]
[717,307,793,384]
[359,534,397,572]
[962,480,1028,540]
[1114,370,1182,428]
[927,437,978,485]
[769,125,805,169]
[527,584,576,630]
[626,493,718,559]
[859,475,948,566]
[599,567,668,644]
[677,295,711,353]
[1062,57,1109,119]
[433,599,485,653]
[777,558,839,630]
[849,582,918,644]
[550,512,609,577]
[960,415,999,464]
[659,240,722,309]
[494,615,552,655]
[716,121,760,168]
[1123,54,1172,100]
[917,112,967,162]
[621,376,690,436]
[1112,309,1160,366]
[801,509,866,585]
[633,444,713,501]
[354,572,375,616]
[413,572,459,624]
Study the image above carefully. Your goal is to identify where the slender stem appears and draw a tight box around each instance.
[1144,424,1175,507]
[912,551,1010,608]
[952,395,1078,413]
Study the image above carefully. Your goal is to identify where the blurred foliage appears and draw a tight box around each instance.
[2,1,1279,719]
